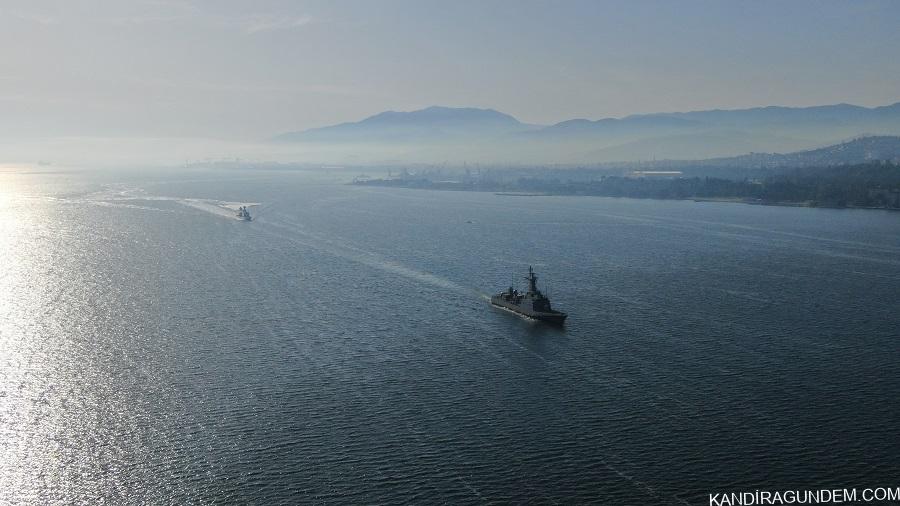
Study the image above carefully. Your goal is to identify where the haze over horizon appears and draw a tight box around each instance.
[3,4,900,503]
[3,0,900,165]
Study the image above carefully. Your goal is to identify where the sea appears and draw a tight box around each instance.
[1,168,899,505]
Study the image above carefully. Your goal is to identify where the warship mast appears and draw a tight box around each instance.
[526,266,538,294]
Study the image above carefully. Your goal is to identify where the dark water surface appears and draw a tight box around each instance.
[2,169,899,504]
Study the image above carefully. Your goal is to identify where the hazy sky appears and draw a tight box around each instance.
[2,0,900,141]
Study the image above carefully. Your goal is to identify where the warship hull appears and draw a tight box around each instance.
[490,296,567,324]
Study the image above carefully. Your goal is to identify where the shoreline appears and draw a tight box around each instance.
[352,182,900,212]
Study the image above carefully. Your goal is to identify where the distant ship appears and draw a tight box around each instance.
[236,206,252,221]
[491,266,567,324]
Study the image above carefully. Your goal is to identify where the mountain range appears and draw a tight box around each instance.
[271,102,900,164]
[682,135,900,169]
[624,135,900,180]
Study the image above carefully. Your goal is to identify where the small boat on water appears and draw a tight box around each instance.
[236,206,252,221]
[491,266,567,324]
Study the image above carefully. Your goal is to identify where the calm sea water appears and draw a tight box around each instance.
[1,168,899,505]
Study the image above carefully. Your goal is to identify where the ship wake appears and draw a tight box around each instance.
[260,218,471,296]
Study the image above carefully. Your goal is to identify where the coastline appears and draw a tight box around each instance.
[351,181,900,211]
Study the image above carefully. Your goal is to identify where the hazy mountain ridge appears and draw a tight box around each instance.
[273,106,535,143]
[679,135,900,169]
[271,102,900,164]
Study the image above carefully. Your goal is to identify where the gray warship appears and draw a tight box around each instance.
[491,266,567,324]
[236,206,252,221]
